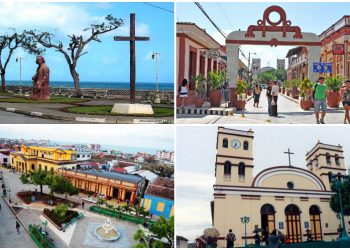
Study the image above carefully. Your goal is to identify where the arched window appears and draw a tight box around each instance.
[31,164,35,171]
[224,161,231,179]
[309,205,323,241]
[326,153,331,164]
[238,162,245,178]
[223,138,228,148]
[243,141,249,150]
[335,154,340,165]
[44,166,48,171]
[285,204,302,243]
[38,164,42,171]
[287,181,294,190]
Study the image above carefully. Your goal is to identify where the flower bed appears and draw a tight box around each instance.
[89,205,153,225]
[28,224,55,248]
[43,208,79,229]
[17,191,79,207]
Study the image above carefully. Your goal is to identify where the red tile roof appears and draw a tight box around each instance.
[145,177,174,200]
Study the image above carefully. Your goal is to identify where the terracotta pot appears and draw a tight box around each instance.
[236,100,246,111]
[195,97,204,108]
[327,91,340,108]
[300,100,311,110]
[210,90,222,107]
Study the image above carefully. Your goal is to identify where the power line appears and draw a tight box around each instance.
[217,3,234,30]
[143,2,174,13]
[194,2,227,39]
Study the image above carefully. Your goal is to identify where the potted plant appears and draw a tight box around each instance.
[192,74,207,108]
[236,80,248,110]
[208,71,224,107]
[290,79,300,99]
[325,76,343,108]
[299,78,313,110]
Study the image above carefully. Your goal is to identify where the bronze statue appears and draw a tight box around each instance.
[32,56,50,100]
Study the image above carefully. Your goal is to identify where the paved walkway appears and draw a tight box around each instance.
[177,90,346,124]
[0,98,174,124]
[0,197,37,248]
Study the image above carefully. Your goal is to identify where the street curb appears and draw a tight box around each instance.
[0,106,117,123]
[1,196,30,234]
[280,93,299,104]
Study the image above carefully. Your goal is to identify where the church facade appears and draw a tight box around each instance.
[212,127,348,247]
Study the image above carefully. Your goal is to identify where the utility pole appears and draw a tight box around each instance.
[152,52,160,104]
[247,52,257,84]
[16,57,24,94]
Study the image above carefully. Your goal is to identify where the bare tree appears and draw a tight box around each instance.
[26,15,124,97]
[0,29,43,91]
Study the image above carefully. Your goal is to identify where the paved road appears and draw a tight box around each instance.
[0,110,80,124]
[177,90,346,124]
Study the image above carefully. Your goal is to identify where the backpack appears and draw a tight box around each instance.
[312,83,318,99]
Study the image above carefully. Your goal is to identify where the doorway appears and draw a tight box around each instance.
[285,204,302,243]
[309,205,323,240]
[260,204,275,234]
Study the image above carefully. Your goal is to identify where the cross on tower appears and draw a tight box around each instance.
[284,148,295,167]
[114,13,150,103]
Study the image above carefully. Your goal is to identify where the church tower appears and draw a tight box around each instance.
[215,127,254,186]
[306,141,346,191]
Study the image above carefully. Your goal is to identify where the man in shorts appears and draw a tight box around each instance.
[312,76,328,124]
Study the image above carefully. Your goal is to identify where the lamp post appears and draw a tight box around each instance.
[240,216,250,247]
[16,57,24,94]
[329,173,349,240]
[152,52,160,104]
[247,52,257,84]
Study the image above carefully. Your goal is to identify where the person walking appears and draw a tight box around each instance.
[271,81,279,117]
[312,76,328,124]
[82,200,85,209]
[266,81,273,116]
[16,220,20,234]
[226,229,236,248]
[179,79,189,108]
[340,80,350,124]
[253,84,262,107]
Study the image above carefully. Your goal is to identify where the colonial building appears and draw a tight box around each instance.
[10,145,77,173]
[0,149,10,167]
[286,46,309,81]
[156,150,175,163]
[59,168,146,204]
[320,16,350,79]
[212,127,348,247]
[142,177,174,219]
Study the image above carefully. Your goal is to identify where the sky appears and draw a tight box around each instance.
[176,125,350,242]
[0,124,174,153]
[0,2,174,84]
[176,2,350,68]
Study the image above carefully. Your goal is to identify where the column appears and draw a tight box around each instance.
[121,189,126,200]
[131,192,136,204]
[226,44,240,88]
[118,189,122,200]
[307,46,321,82]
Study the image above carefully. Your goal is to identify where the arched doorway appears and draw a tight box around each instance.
[260,204,275,234]
[309,205,323,240]
[285,204,302,243]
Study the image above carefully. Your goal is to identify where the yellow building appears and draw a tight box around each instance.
[212,127,348,247]
[59,169,146,204]
[10,145,77,173]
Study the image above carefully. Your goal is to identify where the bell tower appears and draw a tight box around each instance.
[306,141,346,191]
[215,127,254,186]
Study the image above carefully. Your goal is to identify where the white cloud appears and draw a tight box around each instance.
[117,22,150,37]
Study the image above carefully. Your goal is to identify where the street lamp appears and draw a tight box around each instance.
[240,216,250,247]
[16,57,24,95]
[329,173,349,240]
[151,52,160,104]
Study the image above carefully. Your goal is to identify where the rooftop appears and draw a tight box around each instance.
[64,168,145,183]
[145,177,174,200]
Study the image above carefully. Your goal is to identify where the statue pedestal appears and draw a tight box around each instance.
[154,93,161,104]
[111,103,154,115]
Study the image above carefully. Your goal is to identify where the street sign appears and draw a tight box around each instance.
[313,62,332,73]
[200,49,220,59]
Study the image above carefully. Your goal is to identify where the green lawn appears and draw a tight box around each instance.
[65,105,174,117]
[0,96,88,104]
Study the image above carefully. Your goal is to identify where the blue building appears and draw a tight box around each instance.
[142,177,174,219]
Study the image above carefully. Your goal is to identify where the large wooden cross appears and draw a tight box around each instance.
[114,13,150,103]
